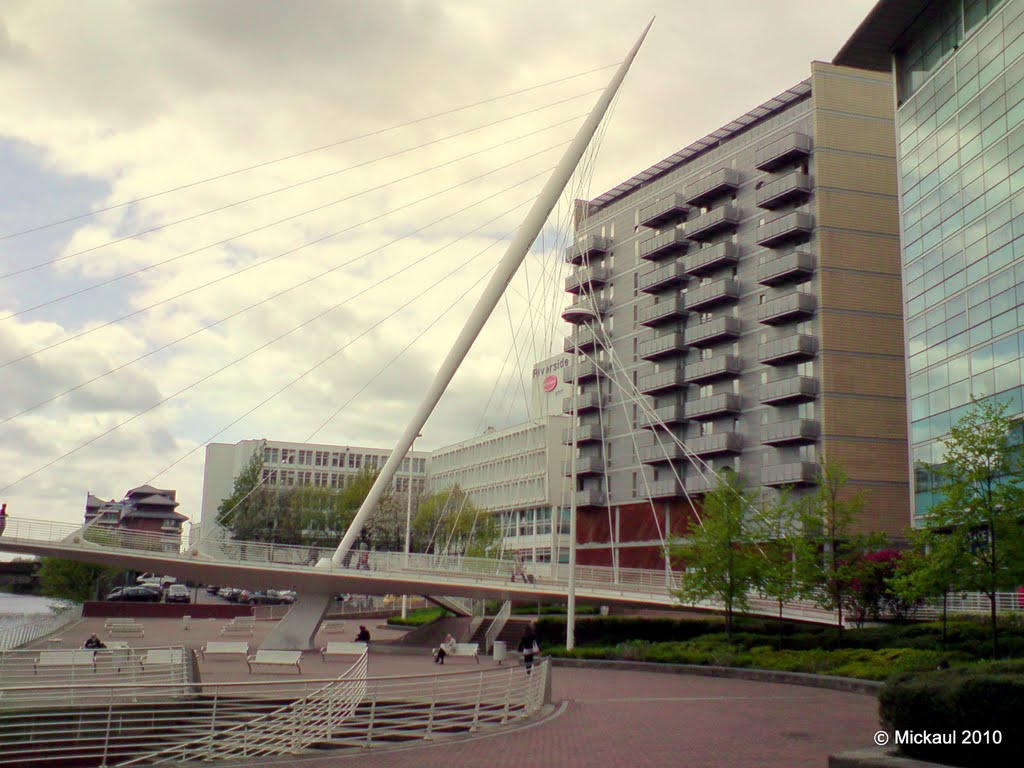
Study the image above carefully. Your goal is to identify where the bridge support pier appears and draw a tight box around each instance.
[259,591,334,651]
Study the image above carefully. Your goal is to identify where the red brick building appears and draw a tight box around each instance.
[85,485,188,552]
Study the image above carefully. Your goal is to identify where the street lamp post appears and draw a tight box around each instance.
[402,433,422,620]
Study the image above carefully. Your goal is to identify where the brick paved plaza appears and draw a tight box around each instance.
[28,616,880,767]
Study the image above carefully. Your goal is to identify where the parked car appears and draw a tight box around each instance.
[277,590,297,604]
[136,572,176,588]
[165,584,191,603]
[206,585,220,595]
[107,586,162,602]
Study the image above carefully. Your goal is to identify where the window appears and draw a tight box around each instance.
[700,348,714,360]
[700,422,715,436]
[699,384,714,399]
[700,312,713,324]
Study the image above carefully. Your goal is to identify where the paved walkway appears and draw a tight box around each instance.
[22,615,881,767]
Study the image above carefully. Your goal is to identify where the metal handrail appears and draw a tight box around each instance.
[3,517,1022,623]
[0,653,550,767]
[484,600,512,653]
[0,604,82,651]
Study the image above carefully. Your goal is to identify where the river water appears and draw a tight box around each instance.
[0,593,63,633]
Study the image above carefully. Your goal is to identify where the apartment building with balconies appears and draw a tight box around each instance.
[561,62,910,568]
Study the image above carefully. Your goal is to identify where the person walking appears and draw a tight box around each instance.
[0,503,7,536]
[518,625,539,675]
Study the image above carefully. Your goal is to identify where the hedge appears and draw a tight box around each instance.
[879,664,1024,767]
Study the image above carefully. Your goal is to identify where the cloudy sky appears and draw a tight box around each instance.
[0,0,881,532]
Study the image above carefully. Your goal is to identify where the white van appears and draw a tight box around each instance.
[136,572,176,588]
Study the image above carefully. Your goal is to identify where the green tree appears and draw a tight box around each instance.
[413,485,500,557]
[797,456,885,646]
[38,558,119,602]
[752,488,804,649]
[911,398,1024,657]
[891,526,967,648]
[670,469,760,640]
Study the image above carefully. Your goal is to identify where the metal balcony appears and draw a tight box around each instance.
[565,265,610,294]
[639,262,689,294]
[637,404,688,429]
[685,242,740,277]
[759,375,818,405]
[687,392,742,419]
[686,278,740,311]
[562,390,607,413]
[639,477,685,500]
[756,171,812,210]
[562,358,602,384]
[756,211,814,248]
[761,419,820,445]
[754,132,812,172]
[757,334,818,365]
[687,432,743,457]
[564,327,603,353]
[757,250,815,286]
[684,205,741,241]
[639,193,690,228]
[762,461,818,487]
[757,292,817,325]
[684,168,741,207]
[638,368,688,395]
[685,354,742,384]
[564,235,610,266]
[639,332,688,361]
[562,296,610,324]
[639,230,689,261]
[562,422,604,445]
[685,472,716,494]
[575,489,607,508]
[638,442,688,464]
[638,296,689,327]
[563,455,605,476]
[684,315,741,346]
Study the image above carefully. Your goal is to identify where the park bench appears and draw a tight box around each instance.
[220,622,253,637]
[321,621,348,635]
[94,642,132,672]
[246,650,302,674]
[320,641,367,660]
[199,641,249,660]
[34,649,96,674]
[106,620,145,638]
[453,643,480,662]
[140,649,184,668]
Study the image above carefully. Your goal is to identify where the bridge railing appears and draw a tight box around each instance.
[0,652,549,768]
[0,604,82,651]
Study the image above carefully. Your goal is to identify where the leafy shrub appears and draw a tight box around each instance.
[880,667,1024,767]
[387,607,451,626]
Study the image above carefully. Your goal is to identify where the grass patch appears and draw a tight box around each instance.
[387,607,451,627]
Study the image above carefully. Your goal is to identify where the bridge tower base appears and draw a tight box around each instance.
[259,591,334,651]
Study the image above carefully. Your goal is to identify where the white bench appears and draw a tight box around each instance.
[220,623,253,637]
[453,643,480,662]
[34,649,96,674]
[320,641,367,660]
[95,642,131,671]
[246,650,302,674]
[321,621,348,635]
[140,649,184,668]
[107,621,145,638]
[200,641,249,659]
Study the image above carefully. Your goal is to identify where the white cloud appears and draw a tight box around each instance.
[0,0,879,533]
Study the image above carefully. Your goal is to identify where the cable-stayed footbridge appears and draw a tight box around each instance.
[0,516,840,626]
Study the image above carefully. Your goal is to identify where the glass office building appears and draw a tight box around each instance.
[837,0,1024,523]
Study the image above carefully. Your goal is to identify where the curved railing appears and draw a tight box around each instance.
[2,516,1021,624]
[0,653,549,767]
[0,604,82,651]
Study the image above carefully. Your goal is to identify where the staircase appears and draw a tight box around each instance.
[470,616,531,652]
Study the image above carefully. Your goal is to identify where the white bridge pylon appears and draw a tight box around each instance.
[0,517,840,632]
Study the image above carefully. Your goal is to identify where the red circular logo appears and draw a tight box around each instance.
[543,375,558,392]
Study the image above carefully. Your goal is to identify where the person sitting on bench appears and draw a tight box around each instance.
[355,625,371,643]
[434,633,457,664]
[83,634,106,649]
